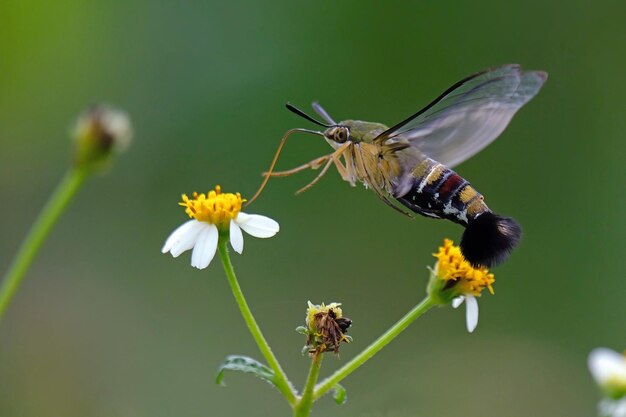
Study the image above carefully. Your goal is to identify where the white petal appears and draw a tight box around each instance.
[599,399,616,417]
[465,295,479,333]
[614,398,626,417]
[190,225,213,268]
[162,220,206,258]
[451,296,465,309]
[161,220,198,253]
[191,224,218,269]
[235,212,279,238]
[169,221,207,257]
[230,220,244,254]
[589,348,626,384]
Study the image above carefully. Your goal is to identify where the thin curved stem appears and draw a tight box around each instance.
[293,352,323,417]
[217,240,297,406]
[0,167,88,323]
[313,296,436,400]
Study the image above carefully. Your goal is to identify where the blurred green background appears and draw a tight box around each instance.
[1,0,624,416]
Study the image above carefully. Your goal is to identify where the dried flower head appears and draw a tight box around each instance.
[302,301,352,356]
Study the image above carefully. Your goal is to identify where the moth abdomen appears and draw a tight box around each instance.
[394,158,488,226]
[460,212,522,268]
[394,157,521,267]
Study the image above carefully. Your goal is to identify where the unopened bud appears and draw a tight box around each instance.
[73,104,132,171]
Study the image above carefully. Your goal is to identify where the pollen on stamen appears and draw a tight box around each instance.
[178,185,246,227]
[433,238,495,297]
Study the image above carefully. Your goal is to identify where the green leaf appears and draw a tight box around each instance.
[215,355,277,387]
[295,325,309,335]
[332,383,347,405]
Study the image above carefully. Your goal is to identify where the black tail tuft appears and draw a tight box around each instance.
[460,212,522,268]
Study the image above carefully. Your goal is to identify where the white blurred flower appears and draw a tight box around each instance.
[589,347,626,417]
[161,186,279,269]
[599,398,626,417]
[589,348,626,394]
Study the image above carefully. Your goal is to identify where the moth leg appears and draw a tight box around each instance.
[295,158,334,195]
[376,192,414,217]
[246,127,325,206]
[263,153,333,178]
[295,143,351,195]
[332,152,352,183]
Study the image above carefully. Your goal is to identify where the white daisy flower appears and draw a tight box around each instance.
[428,239,495,333]
[589,347,626,401]
[161,186,279,269]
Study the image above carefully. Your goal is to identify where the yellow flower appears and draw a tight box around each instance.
[428,239,496,333]
[434,238,495,296]
[179,187,245,228]
[162,186,279,269]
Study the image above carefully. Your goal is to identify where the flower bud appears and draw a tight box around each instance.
[73,104,132,171]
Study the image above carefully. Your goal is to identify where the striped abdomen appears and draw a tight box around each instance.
[394,158,490,226]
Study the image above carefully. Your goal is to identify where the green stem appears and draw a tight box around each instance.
[0,168,88,323]
[293,353,323,417]
[217,240,297,406]
[313,296,436,400]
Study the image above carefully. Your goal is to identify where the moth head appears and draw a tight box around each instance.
[324,126,350,144]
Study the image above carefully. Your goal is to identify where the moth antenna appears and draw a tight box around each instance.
[286,103,332,128]
[312,102,337,125]
[246,128,324,206]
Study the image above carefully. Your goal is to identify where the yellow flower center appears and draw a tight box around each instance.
[179,185,245,227]
[434,239,495,297]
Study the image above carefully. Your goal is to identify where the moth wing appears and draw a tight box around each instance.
[376,64,547,168]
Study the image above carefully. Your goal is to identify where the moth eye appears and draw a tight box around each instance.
[335,128,348,142]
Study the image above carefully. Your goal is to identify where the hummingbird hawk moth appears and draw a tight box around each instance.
[248,64,547,267]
